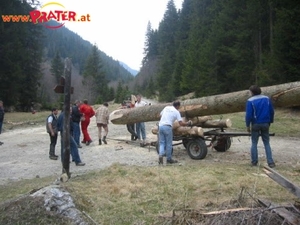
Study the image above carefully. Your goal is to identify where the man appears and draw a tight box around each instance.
[245,85,275,168]
[119,101,138,141]
[158,101,192,164]
[57,109,85,166]
[95,102,109,145]
[0,100,4,145]
[135,94,148,144]
[71,100,83,148]
[80,99,95,145]
[46,108,59,160]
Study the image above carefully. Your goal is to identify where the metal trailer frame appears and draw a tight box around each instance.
[153,128,275,160]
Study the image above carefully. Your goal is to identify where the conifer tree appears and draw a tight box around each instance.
[82,44,107,103]
[50,51,64,84]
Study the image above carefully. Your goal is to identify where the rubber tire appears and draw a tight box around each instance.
[213,136,232,152]
[186,138,207,160]
[182,138,189,149]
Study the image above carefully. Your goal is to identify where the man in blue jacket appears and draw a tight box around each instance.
[57,109,85,166]
[245,85,275,168]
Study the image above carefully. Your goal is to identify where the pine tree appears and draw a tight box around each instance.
[50,51,64,84]
[82,44,107,103]
[156,0,179,101]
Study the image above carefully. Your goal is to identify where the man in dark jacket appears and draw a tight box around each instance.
[57,109,85,166]
[0,100,4,145]
[71,100,83,148]
[46,108,59,160]
[245,85,275,168]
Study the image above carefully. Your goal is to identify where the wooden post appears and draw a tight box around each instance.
[62,58,72,177]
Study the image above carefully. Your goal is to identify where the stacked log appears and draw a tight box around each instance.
[151,116,232,137]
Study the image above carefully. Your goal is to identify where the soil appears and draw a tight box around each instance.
[0,117,300,185]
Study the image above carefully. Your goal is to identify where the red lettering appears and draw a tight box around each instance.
[47,11,57,20]
[54,10,63,21]
[29,10,41,24]
[68,11,76,21]
[38,12,49,23]
[61,11,68,21]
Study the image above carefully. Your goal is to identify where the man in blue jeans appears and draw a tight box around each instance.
[135,95,148,144]
[71,100,83,148]
[57,109,85,166]
[245,85,275,168]
[158,101,192,164]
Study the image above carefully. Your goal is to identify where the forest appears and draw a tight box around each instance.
[0,0,299,109]
[0,0,134,110]
[140,0,300,101]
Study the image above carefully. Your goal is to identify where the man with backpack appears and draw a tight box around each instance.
[46,108,59,160]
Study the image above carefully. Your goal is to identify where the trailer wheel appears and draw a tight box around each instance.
[213,136,232,152]
[182,138,189,148]
[186,138,207,160]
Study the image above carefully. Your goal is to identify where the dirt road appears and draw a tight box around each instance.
[0,117,299,185]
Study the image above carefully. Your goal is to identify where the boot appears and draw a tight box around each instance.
[102,136,107,144]
[49,145,58,159]
[99,139,102,145]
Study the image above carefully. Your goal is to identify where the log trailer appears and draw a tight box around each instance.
[152,127,275,160]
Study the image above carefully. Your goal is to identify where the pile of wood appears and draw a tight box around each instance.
[151,116,232,137]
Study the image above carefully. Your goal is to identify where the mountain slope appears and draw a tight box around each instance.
[42,20,134,83]
[119,62,139,76]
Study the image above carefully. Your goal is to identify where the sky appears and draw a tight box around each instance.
[39,0,183,71]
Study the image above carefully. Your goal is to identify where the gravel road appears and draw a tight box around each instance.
[0,116,299,185]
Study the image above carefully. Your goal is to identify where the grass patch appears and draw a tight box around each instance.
[65,163,300,224]
[1,163,300,224]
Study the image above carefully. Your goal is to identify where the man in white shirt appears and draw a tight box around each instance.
[158,101,192,164]
[135,94,148,144]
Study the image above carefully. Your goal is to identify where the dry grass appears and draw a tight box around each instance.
[1,160,300,224]
[64,162,300,224]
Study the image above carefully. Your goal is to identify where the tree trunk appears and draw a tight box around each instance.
[110,81,300,124]
[172,116,232,129]
[151,125,204,137]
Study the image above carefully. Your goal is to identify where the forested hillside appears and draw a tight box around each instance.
[42,20,134,82]
[138,0,300,101]
[0,0,134,110]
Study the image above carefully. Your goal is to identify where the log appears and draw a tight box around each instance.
[172,116,211,129]
[258,198,300,225]
[263,166,300,199]
[172,117,232,129]
[109,81,300,124]
[201,119,232,128]
[151,125,204,137]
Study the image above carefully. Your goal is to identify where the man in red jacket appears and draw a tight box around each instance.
[80,99,95,145]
